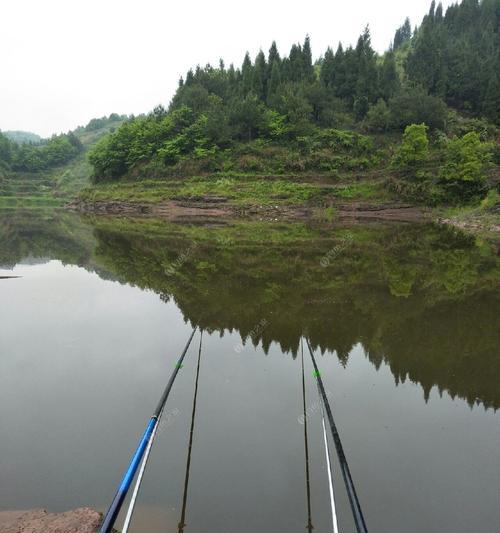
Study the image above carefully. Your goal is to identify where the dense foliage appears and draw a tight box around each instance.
[75,113,128,133]
[406,0,499,123]
[88,0,499,199]
[0,114,128,178]
[3,131,42,144]
[391,124,494,204]
[0,130,83,173]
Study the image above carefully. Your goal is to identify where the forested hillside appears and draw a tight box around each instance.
[87,0,499,207]
[0,114,127,176]
[0,114,127,203]
[3,131,42,144]
[406,0,499,122]
[0,130,83,174]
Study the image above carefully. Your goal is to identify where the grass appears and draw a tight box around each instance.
[0,196,63,207]
[78,176,388,206]
[438,189,500,240]
[51,154,94,197]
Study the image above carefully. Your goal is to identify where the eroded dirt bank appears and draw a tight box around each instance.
[0,508,102,532]
[67,198,430,223]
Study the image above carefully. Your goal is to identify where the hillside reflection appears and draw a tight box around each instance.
[1,209,499,410]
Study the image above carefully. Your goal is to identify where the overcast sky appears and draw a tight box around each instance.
[0,0,455,137]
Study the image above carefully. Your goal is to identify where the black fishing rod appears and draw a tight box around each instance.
[99,327,197,533]
[305,338,368,533]
[178,330,204,532]
[300,339,314,533]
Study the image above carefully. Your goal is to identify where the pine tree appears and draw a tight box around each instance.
[253,50,267,101]
[394,17,412,50]
[302,35,315,82]
[289,44,303,82]
[332,43,347,98]
[379,50,400,100]
[482,69,500,124]
[227,63,237,90]
[355,26,379,106]
[185,69,195,86]
[435,2,443,20]
[320,47,335,87]
[429,1,436,19]
[268,41,280,69]
[241,52,253,96]
[267,60,282,103]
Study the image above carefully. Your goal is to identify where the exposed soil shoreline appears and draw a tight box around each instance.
[0,508,102,532]
[439,214,500,235]
[67,198,431,223]
[67,197,500,242]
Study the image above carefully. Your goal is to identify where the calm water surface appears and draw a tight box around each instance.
[0,209,499,532]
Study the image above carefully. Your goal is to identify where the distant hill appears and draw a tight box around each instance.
[4,131,42,144]
[0,114,127,203]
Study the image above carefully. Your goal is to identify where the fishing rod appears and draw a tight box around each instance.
[302,337,338,532]
[122,330,204,533]
[305,338,368,533]
[99,327,198,533]
[317,378,339,533]
[300,339,314,533]
[121,402,164,533]
[178,330,204,532]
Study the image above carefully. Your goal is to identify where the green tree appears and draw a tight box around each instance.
[388,87,448,130]
[482,69,500,125]
[354,27,379,108]
[273,83,314,137]
[379,51,400,100]
[241,52,253,96]
[252,50,267,101]
[364,99,392,132]
[439,131,492,203]
[288,43,303,82]
[267,60,282,103]
[302,35,315,82]
[392,123,429,176]
[393,17,412,50]
[268,41,280,68]
[320,47,335,87]
[229,94,270,141]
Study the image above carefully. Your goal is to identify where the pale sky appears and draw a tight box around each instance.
[0,0,455,137]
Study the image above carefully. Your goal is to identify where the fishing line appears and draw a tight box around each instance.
[178,329,204,532]
[99,327,197,533]
[305,337,368,533]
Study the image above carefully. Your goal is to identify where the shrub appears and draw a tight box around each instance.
[439,132,493,204]
[391,124,429,178]
[364,99,391,132]
[388,88,448,131]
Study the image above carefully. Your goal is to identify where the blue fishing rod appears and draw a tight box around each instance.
[305,337,368,533]
[99,327,197,533]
